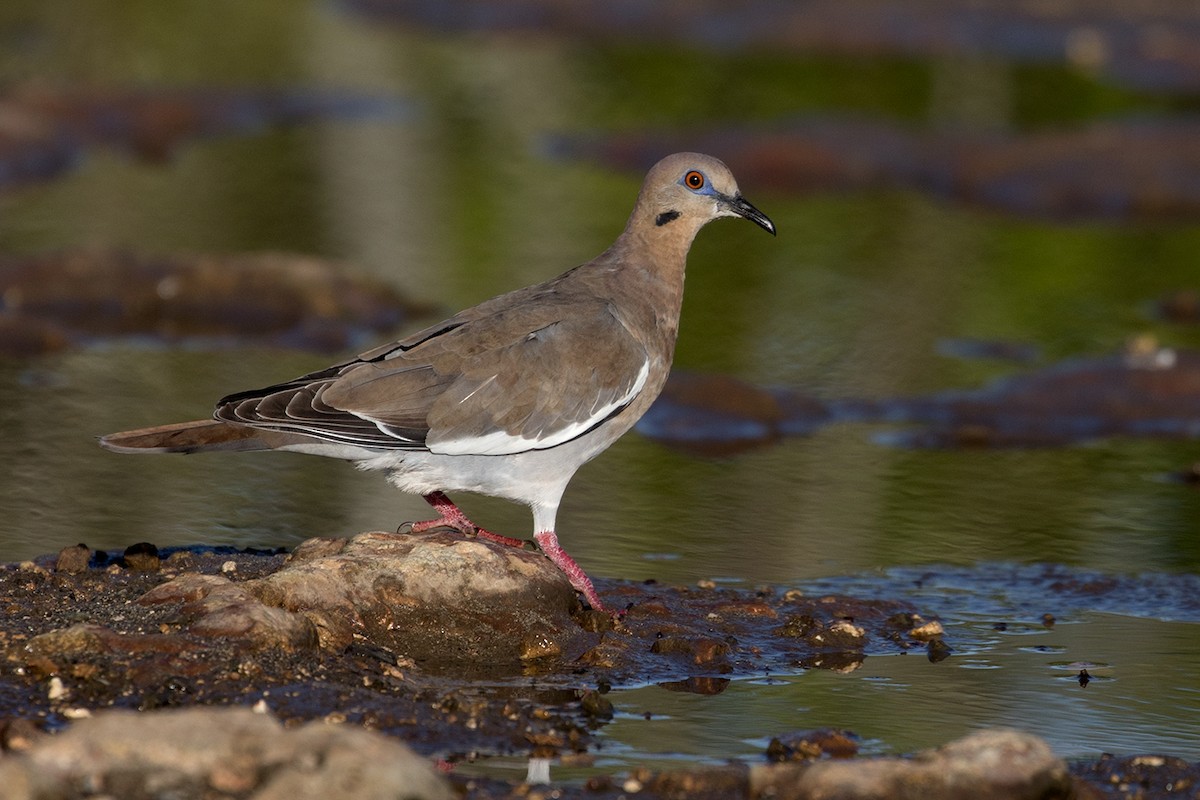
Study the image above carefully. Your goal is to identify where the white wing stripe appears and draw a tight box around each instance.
[430,360,650,456]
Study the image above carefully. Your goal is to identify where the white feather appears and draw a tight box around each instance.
[430,360,650,456]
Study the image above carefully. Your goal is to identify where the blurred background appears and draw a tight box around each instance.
[1,0,1199,771]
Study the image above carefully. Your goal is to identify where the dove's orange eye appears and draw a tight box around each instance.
[684,170,705,190]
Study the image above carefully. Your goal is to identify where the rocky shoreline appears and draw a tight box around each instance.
[0,535,1192,798]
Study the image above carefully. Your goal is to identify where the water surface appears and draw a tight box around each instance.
[1,0,1199,774]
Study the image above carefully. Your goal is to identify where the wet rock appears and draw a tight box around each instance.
[122,541,161,571]
[22,623,112,666]
[0,706,453,800]
[927,638,953,663]
[639,371,829,456]
[0,248,430,355]
[774,614,867,652]
[0,314,72,358]
[767,728,860,762]
[19,622,217,686]
[641,350,1200,455]
[908,619,945,641]
[143,531,588,666]
[750,728,1073,800]
[1072,753,1200,799]
[577,689,614,721]
[1170,461,1200,486]
[649,635,732,669]
[0,718,46,753]
[658,676,730,695]
[186,590,320,651]
[53,544,90,574]
[1155,289,1200,324]
[140,572,318,651]
[0,540,934,766]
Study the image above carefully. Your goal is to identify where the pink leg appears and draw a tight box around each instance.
[534,530,609,613]
[409,492,526,548]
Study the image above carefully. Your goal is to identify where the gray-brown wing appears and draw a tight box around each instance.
[321,299,651,455]
[215,297,650,454]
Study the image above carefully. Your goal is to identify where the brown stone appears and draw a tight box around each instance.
[751,728,1074,800]
[138,530,589,666]
[0,706,453,800]
[122,542,160,571]
[53,544,90,574]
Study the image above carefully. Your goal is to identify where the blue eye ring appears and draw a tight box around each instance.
[683,170,705,190]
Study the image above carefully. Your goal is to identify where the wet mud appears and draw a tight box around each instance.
[639,345,1200,455]
[0,540,1193,798]
[0,249,432,356]
[0,538,933,754]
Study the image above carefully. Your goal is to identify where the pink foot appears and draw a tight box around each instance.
[534,530,611,613]
[408,491,526,548]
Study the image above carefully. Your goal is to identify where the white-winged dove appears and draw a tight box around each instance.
[101,153,775,612]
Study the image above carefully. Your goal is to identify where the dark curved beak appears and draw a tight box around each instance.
[726,194,776,236]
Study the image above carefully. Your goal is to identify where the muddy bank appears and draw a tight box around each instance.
[0,711,1077,800]
[1,703,1195,799]
[0,248,433,356]
[0,535,936,758]
[0,538,1194,798]
[638,345,1200,455]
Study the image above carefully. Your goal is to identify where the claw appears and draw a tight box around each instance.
[410,492,527,548]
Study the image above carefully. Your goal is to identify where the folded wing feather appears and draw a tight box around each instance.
[212,297,650,456]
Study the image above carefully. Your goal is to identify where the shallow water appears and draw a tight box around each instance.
[2,0,1200,776]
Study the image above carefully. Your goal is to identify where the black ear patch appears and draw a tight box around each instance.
[656,210,681,226]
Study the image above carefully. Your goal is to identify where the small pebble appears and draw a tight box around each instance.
[122,542,160,572]
[909,620,945,640]
[47,677,66,701]
[927,639,952,663]
[0,718,42,751]
[54,544,91,574]
[221,560,238,574]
